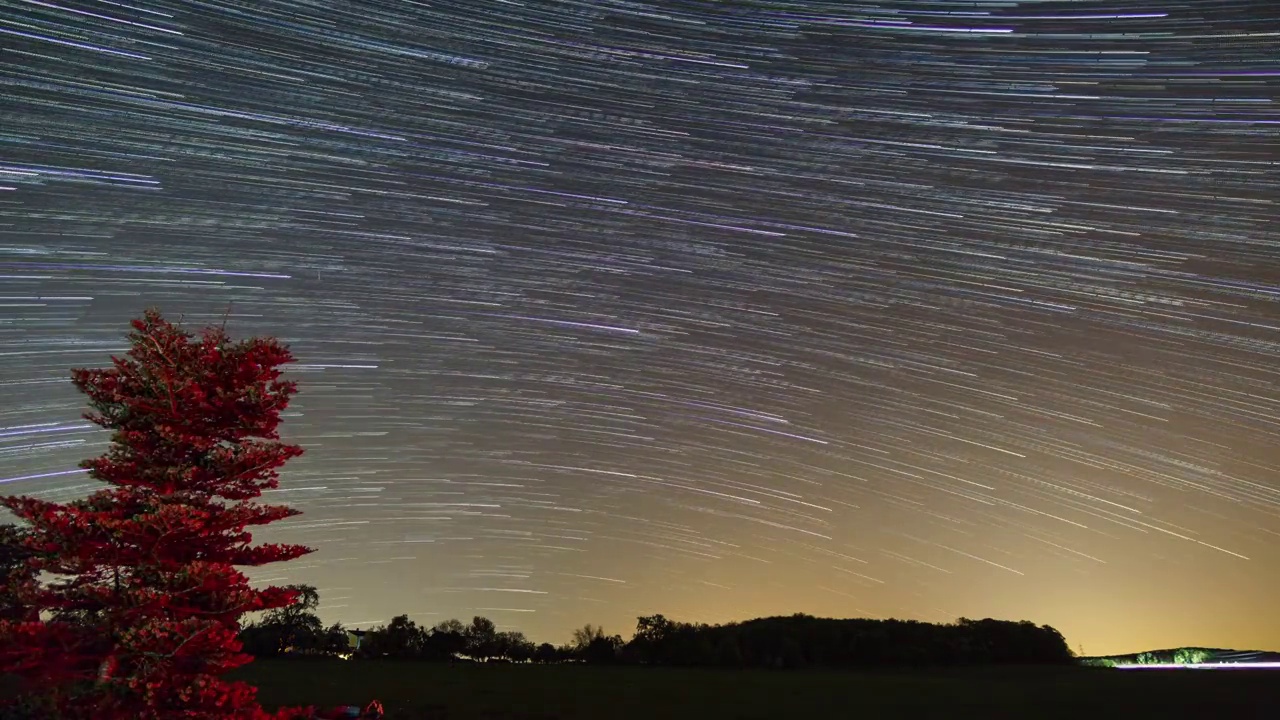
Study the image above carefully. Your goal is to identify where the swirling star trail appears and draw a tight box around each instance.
[1,1,1277,655]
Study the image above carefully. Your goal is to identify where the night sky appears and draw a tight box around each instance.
[2,1,1278,657]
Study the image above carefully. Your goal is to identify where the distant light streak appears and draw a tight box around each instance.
[485,314,640,335]
[0,27,151,59]
[0,469,87,484]
[1116,663,1280,670]
[699,417,829,444]
[0,423,91,438]
[18,0,184,34]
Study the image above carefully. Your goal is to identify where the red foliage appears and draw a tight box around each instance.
[0,310,316,719]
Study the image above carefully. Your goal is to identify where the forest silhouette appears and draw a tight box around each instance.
[238,584,1075,669]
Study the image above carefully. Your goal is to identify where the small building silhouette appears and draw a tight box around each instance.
[347,629,369,652]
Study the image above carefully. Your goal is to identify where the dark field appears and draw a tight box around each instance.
[232,659,1280,719]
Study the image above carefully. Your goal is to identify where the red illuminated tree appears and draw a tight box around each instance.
[0,310,314,719]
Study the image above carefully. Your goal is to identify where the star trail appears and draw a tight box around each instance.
[1,0,1278,656]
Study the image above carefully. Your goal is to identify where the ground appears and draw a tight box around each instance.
[232,659,1280,719]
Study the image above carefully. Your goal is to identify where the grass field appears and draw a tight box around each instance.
[233,659,1280,719]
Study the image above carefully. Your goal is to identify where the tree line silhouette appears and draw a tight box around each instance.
[238,584,1074,668]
